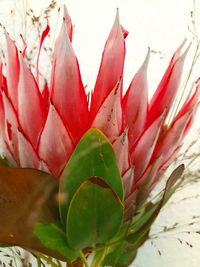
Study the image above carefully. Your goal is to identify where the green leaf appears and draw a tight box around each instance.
[90,248,108,267]
[102,241,137,267]
[67,179,124,250]
[0,166,66,260]
[127,165,184,244]
[0,242,10,247]
[59,128,123,224]
[0,157,10,167]
[115,245,137,266]
[95,165,185,267]
[35,223,79,261]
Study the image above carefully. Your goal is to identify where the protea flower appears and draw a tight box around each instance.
[0,7,199,267]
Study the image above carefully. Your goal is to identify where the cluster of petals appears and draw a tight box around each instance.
[0,7,199,199]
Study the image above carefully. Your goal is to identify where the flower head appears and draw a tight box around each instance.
[0,7,199,265]
[0,8,199,201]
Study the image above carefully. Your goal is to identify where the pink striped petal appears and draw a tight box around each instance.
[122,167,134,198]
[0,62,8,96]
[0,85,17,166]
[175,84,200,134]
[18,55,47,149]
[64,5,73,42]
[0,62,4,89]
[91,80,123,142]
[130,113,165,180]
[113,128,130,175]
[90,10,126,119]
[121,25,129,38]
[42,82,50,109]
[39,160,51,174]
[38,104,74,178]
[18,131,40,168]
[122,49,150,147]
[147,40,190,126]
[36,22,50,83]
[132,156,163,193]
[0,88,5,138]
[20,34,27,58]
[152,110,193,167]
[2,92,19,162]
[50,19,89,143]
[5,33,19,110]
[0,88,5,152]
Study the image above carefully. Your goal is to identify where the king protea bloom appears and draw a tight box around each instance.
[0,7,199,206]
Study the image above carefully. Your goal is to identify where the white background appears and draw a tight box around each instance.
[0,1,200,266]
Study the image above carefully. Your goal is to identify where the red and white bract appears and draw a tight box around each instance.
[0,7,199,199]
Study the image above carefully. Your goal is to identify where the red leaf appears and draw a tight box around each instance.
[64,5,73,42]
[91,79,123,142]
[18,131,40,168]
[18,55,47,149]
[130,113,165,180]
[5,32,20,111]
[123,49,150,148]
[36,22,50,83]
[38,104,74,178]
[90,10,126,119]
[113,128,130,175]
[152,110,193,168]
[147,40,190,126]
[174,82,200,134]
[2,92,19,163]
[122,167,134,198]
[50,20,89,143]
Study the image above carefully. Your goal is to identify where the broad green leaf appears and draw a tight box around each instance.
[35,223,78,261]
[0,166,64,259]
[67,179,124,250]
[102,241,138,267]
[0,242,10,247]
[59,128,123,224]
[115,246,137,266]
[0,157,10,167]
[90,248,108,267]
[127,165,184,244]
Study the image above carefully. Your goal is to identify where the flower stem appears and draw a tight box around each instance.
[33,252,61,267]
[79,251,89,267]
[90,247,108,267]
[36,256,42,267]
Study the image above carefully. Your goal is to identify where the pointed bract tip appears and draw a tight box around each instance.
[115,8,128,38]
[63,5,69,16]
[3,27,7,35]
[142,48,151,70]
[61,16,69,36]
[4,29,10,40]
[116,7,119,15]
[195,77,200,84]
[184,41,192,54]
[180,38,187,49]
[174,38,189,61]
[115,8,120,24]
[176,41,191,64]
[18,51,23,60]
[147,47,151,56]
